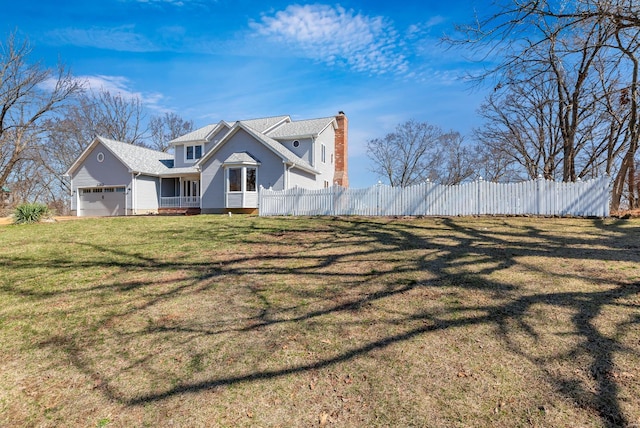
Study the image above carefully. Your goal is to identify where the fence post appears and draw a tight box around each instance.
[376,181,382,216]
[605,175,612,217]
[476,176,483,216]
[576,177,582,216]
[537,174,544,215]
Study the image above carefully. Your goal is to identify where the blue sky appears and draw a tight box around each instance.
[3,0,489,188]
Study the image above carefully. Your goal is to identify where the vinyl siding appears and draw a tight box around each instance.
[200,128,287,211]
[204,127,229,153]
[69,141,132,212]
[173,145,186,168]
[288,168,318,188]
[278,138,313,164]
[134,175,160,213]
[314,126,336,185]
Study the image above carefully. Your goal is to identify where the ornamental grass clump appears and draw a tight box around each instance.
[13,202,51,224]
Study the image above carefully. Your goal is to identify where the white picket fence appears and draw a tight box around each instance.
[258,176,611,217]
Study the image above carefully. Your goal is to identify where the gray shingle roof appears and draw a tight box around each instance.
[169,121,231,144]
[240,115,290,133]
[223,151,260,164]
[266,117,335,139]
[97,136,198,176]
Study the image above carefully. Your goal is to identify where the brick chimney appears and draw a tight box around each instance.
[333,111,348,187]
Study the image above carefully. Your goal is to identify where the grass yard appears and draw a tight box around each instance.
[0,215,639,427]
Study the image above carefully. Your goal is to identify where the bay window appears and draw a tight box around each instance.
[225,166,259,208]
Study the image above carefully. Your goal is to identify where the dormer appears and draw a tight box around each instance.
[169,121,231,168]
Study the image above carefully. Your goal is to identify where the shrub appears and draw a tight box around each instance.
[13,203,52,224]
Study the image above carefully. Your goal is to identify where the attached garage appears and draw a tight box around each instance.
[78,187,126,217]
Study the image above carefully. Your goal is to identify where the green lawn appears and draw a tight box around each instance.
[1,215,639,427]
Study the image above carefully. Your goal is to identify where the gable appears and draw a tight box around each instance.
[66,136,191,178]
[198,122,319,175]
[67,140,130,185]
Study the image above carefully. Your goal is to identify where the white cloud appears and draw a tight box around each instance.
[78,75,167,111]
[47,25,158,52]
[250,4,409,75]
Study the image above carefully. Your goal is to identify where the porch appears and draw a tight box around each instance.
[159,196,201,208]
[159,176,201,211]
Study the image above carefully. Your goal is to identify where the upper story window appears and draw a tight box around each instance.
[321,144,326,163]
[292,140,300,148]
[185,144,203,162]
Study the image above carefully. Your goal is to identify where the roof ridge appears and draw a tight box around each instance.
[97,136,172,157]
[288,116,335,122]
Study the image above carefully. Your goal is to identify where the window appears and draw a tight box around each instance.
[324,180,329,188]
[228,168,242,192]
[185,144,203,161]
[321,144,326,163]
[246,168,256,191]
[293,140,300,148]
[227,167,257,192]
[182,180,200,197]
[96,152,104,162]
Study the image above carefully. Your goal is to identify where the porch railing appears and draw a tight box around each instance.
[160,196,201,208]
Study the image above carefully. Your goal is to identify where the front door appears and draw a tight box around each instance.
[182,180,200,203]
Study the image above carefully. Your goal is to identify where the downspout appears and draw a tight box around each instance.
[283,162,287,189]
[311,136,315,167]
[283,162,294,189]
[69,177,75,215]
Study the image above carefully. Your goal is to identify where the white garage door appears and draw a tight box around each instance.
[79,187,126,216]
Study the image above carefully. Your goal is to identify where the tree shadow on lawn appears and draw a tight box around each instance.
[4,216,639,426]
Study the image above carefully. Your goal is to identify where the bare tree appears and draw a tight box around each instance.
[149,112,194,152]
[0,32,81,190]
[92,90,147,145]
[474,75,564,180]
[449,0,640,210]
[472,142,521,182]
[435,132,477,185]
[41,88,150,209]
[367,120,471,187]
[453,4,612,182]
[611,26,640,209]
